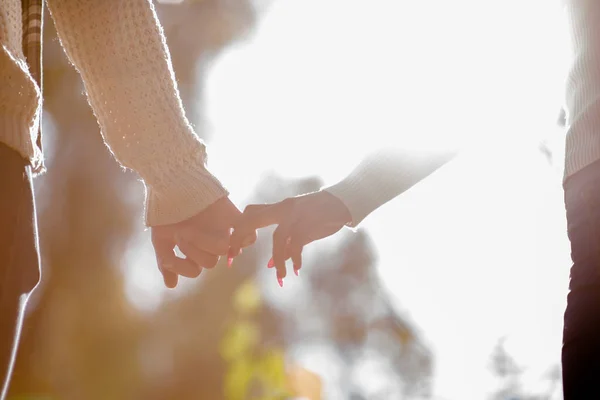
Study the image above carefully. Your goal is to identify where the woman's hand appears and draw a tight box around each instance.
[228,191,352,286]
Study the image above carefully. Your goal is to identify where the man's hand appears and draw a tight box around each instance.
[229,191,352,287]
[151,196,244,288]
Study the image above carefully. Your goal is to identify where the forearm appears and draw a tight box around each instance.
[324,148,455,227]
[46,0,227,225]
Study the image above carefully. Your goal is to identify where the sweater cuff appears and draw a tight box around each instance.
[324,175,386,229]
[143,148,229,226]
[323,152,403,228]
[0,112,45,175]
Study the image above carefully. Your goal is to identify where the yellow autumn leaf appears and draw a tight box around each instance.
[286,365,322,400]
[224,357,254,400]
[254,348,288,392]
[219,320,260,362]
[233,279,262,315]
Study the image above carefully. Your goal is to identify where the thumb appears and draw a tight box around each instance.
[228,229,257,260]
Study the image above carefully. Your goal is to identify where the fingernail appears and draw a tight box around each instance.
[227,257,233,268]
[277,277,284,288]
[294,267,300,277]
[267,258,274,268]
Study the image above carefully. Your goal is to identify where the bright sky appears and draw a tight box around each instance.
[126,0,571,398]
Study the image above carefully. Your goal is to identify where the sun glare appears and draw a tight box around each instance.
[122,0,571,398]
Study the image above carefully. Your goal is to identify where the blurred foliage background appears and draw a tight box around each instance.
[5,0,567,399]
[7,1,434,399]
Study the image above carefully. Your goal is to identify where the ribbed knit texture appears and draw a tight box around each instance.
[0,0,228,226]
[564,0,600,180]
[324,149,455,227]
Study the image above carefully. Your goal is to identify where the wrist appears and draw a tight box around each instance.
[143,150,228,226]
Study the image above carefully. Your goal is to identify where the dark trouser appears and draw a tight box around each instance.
[563,159,600,398]
[0,143,41,400]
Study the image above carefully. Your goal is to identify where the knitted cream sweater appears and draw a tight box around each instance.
[0,0,228,226]
[0,0,594,228]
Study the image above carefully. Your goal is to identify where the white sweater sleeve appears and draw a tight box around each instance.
[564,0,600,180]
[46,0,228,226]
[324,148,455,228]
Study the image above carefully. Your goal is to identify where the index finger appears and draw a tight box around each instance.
[230,201,291,253]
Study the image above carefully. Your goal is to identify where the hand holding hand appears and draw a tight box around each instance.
[229,191,352,286]
[151,196,247,288]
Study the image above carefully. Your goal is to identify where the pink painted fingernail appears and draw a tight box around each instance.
[227,257,233,268]
[277,277,284,288]
[267,258,275,268]
[294,267,300,277]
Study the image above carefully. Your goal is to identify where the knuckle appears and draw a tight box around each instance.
[234,228,251,244]
[190,268,202,278]
[281,197,295,209]
[231,220,241,231]
[216,245,229,256]
[273,228,285,242]
[209,239,229,256]
[288,235,301,247]
[292,237,307,248]
[205,256,219,269]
